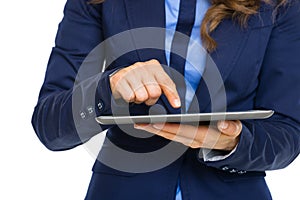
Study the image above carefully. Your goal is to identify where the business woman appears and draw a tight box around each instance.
[32,0,300,199]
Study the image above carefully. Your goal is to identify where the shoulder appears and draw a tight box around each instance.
[257,0,300,29]
[274,0,300,23]
[63,0,102,19]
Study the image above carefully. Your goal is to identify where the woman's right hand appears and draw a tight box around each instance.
[109,59,181,108]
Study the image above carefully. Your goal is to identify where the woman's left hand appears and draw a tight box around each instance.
[134,120,242,151]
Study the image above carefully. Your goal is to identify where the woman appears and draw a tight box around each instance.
[32,0,300,199]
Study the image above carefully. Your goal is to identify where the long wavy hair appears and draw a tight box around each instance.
[90,0,287,52]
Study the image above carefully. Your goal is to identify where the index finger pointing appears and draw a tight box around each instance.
[155,73,181,108]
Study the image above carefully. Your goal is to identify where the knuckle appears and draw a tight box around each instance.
[135,92,148,102]
[111,81,123,92]
[135,61,143,66]
[145,99,156,106]
[149,59,159,65]
[149,88,162,98]
[133,62,144,68]
[123,92,135,102]
[124,96,133,103]
[190,142,201,149]
[122,66,132,74]
[110,71,123,85]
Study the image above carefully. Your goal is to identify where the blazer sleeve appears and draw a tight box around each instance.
[31,0,116,151]
[199,1,300,172]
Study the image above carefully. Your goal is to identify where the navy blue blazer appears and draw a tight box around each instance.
[32,0,300,199]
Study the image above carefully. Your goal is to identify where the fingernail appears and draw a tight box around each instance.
[153,123,164,130]
[174,99,181,108]
[219,121,229,130]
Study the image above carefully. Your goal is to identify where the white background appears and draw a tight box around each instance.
[0,0,299,199]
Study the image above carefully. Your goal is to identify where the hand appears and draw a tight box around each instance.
[109,59,181,108]
[134,120,242,151]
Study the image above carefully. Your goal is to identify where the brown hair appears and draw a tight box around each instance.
[90,0,287,52]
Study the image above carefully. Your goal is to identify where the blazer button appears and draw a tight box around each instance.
[87,106,94,115]
[97,101,104,111]
[229,168,237,173]
[221,166,229,171]
[80,111,87,120]
[238,170,247,175]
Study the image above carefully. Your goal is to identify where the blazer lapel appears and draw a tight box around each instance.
[124,0,167,66]
[123,1,274,114]
[188,7,274,113]
[124,0,183,114]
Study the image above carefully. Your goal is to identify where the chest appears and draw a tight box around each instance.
[100,0,275,111]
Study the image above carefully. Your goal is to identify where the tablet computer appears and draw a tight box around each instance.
[95,110,274,125]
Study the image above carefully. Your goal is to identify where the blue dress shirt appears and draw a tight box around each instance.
[165,0,210,199]
[165,0,210,110]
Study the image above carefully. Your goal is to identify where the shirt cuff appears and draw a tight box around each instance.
[200,144,238,162]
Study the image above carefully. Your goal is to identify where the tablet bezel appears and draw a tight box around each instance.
[95,110,274,125]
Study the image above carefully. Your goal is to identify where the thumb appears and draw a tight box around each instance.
[217,120,242,137]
